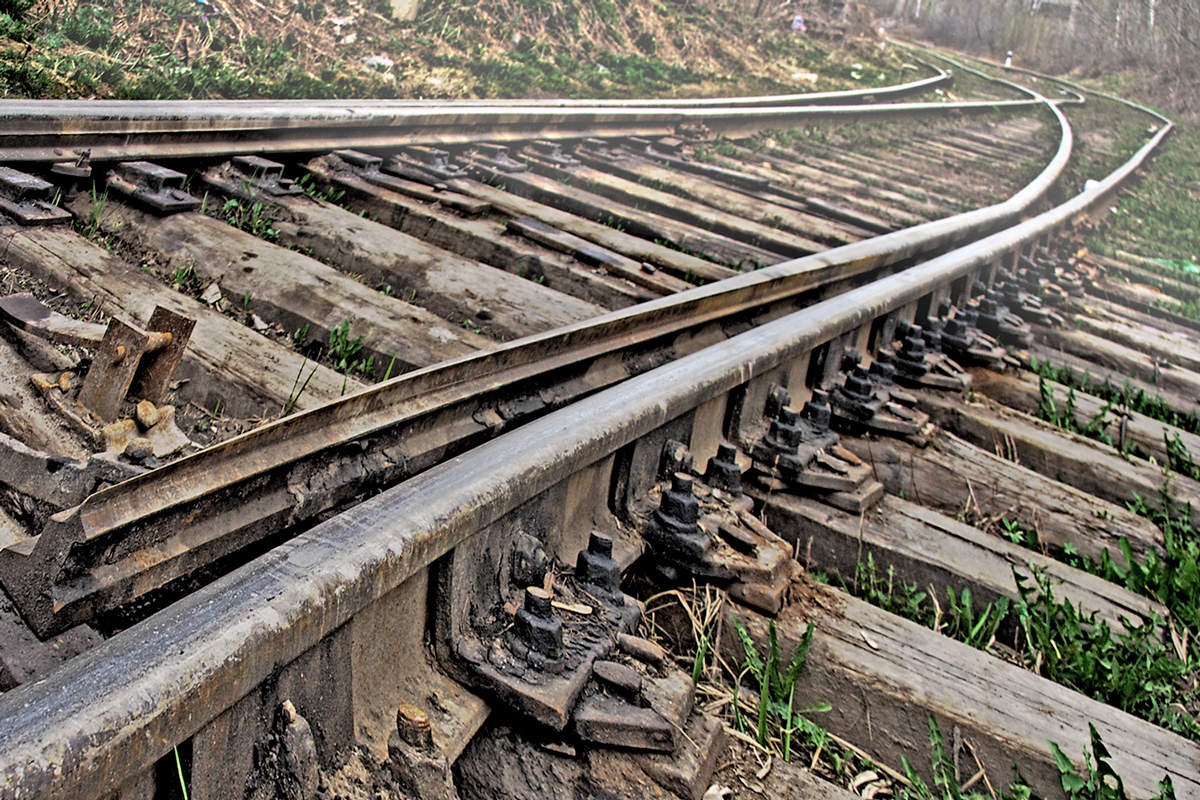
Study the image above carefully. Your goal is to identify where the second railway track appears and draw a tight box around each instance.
[0,54,1193,800]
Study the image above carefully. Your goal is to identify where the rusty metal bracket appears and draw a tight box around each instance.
[829,362,932,441]
[106,161,200,214]
[0,292,105,347]
[747,388,882,514]
[230,155,302,196]
[76,306,195,422]
[470,143,528,173]
[891,321,970,391]
[525,140,580,167]
[0,166,71,225]
[394,146,464,182]
[642,443,795,613]
[1,293,193,423]
[49,153,92,202]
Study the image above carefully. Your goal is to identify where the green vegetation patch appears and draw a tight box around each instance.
[2,0,916,100]
[1090,123,1200,272]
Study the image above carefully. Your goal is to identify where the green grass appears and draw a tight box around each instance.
[327,320,374,379]
[1089,123,1200,270]
[0,0,914,101]
[1030,362,1200,483]
[1014,566,1199,741]
[1033,373,1144,458]
[844,554,1009,651]
[0,1,396,99]
[466,49,701,98]
[1031,359,1200,437]
[729,609,1178,799]
[840,537,1200,744]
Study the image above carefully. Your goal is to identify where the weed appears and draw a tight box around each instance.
[1035,375,1126,451]
[292,324,311,349]
[194,398,222,433]
[296,173,346,205]
[382,354,398,382]
[850,555,1009,652]
[731,616,824,761]
[1059,484,1200,740]
[282,358,317,417]
[900,718,1012,800]
[1000,517,1041,551]
[602,215,626,233]
[327,321,373,378]
[460,319,483,335]
[1032,358,1200,437]
[1051,724,1176,800]
[80,184,108,240]
[173,745,190,800]
[171,263,202,296]
[219,197,279,242]
[1164,431,1200,481]
[1035,360,1200,475]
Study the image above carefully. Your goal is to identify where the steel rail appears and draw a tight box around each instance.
[0,94,1039,163]
[894,40,1168,125]
[0,78,1077,638]
[0,59,951,118]
[0,75,1173,800]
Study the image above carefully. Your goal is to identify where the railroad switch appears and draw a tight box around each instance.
[106,161,200,214]
[0,302,197,638]
[231,155,303,196]
[0,166,72,225]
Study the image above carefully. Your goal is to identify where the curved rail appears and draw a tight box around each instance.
[0,65,1177,800]
[0,93,1034,163]
[0,74,1076,638]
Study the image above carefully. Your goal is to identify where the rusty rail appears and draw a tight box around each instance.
[0,77,1076,638]
[0,92,1036,164]
[0,64,1176,798]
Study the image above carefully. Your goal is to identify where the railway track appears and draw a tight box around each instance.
[0,52,1193,800]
